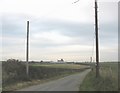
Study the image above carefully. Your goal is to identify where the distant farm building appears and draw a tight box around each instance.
[57,59,64,63]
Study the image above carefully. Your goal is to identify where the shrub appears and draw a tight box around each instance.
[2,59,27,86]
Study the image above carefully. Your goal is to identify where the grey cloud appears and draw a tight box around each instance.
[2,14,27,38]
[99,23,118,46]
[2,14,117,50]
[30,19,95,43]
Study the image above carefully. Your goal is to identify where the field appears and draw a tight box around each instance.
[79,62,118,91]
[2,60,90,91]
[31,63,88,69]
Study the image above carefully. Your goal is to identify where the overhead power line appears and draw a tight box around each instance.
[72,0,80,4]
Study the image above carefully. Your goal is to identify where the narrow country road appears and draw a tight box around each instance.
[18,69,90,91]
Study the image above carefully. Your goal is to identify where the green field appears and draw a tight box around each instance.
[31,63,88,69]
[79,62,118,91]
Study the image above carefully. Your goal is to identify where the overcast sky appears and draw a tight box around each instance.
[0,0,118,62]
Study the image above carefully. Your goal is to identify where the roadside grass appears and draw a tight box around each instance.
[2,60,90,91]
[0,66,1,93]
[79,62,118,91]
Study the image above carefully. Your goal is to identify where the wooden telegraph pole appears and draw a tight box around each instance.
[90,57,92,63]
[26,21,29,77]
[95,0,99,77]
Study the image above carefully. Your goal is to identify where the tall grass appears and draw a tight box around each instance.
[79,62,118,91]
[2,60,27,88]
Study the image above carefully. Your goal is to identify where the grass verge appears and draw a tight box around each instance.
[79,62,118,91]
